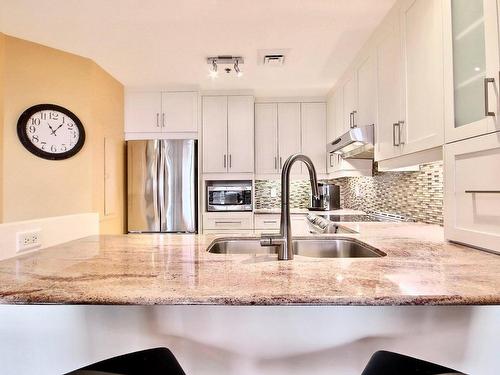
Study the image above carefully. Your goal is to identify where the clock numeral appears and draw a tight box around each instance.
[31,118,40,126]
[50,145,57,152]
[72,131,77,139]
[40,112,47,120]
[67,122,74,128]
[31,135,39,143]
[41,142,47,150]
[28,125,36,134]
[49,112,58,120]
[61,144,67,152]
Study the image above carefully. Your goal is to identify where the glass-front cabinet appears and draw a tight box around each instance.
[444,0,500,142]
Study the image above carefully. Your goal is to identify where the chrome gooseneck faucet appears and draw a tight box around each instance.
[260,154,320,260]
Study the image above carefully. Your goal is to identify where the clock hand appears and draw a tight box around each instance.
[48,124,57,135]
[52,124,64,135]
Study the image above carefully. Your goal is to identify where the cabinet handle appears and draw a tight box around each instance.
[279,156,283,169]
[223,154,226,168]
[263,220,278,224]
[215,221,242,224]
[229,154,232,168]
[393,123,400,146]
[398,120,405,145]
[484,78,495,116]
[349,112,353,128]
[156,113,160,127]
[465,190,500,194]
[162,113,165,127]
[329,154,334,168]
[352,110,357,128]
[274,156,277,170]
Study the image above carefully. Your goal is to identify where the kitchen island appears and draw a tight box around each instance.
[1,220,499,305]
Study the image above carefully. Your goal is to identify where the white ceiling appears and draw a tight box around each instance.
[0,0,395,96]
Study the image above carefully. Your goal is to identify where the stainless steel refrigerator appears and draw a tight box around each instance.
[127,139,197,233]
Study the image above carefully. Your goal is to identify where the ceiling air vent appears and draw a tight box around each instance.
[263,54,285,66]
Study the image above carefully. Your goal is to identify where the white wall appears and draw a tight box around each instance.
[0,213,99,260]
[0,306,498,375]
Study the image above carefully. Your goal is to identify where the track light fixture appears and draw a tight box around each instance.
[207,56,244,78]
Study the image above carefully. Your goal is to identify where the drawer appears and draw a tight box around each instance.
[254,214,281,230]
[444,132,500,252]
[203,229,254,235]
[203,213,253,230]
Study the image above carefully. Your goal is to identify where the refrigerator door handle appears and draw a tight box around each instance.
[157,142,165,228]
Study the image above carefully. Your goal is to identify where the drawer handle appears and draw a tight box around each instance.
[465,190,500,194]
[215,221,242,224]
[484,77,495,116]
[263,220,278,224]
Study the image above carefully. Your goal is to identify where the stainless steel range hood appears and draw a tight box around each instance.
[327,124,374,159]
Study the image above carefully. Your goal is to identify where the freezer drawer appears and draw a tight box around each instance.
[444,132,500,252]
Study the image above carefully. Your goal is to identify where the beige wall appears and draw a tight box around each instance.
[0,33,125,233]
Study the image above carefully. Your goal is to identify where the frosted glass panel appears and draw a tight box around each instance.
[451,0,486,128]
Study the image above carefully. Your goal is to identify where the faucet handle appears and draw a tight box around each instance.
[260,233,285,247]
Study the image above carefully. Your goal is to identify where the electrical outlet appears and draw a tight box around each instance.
[16,229,42,252]
[270,188,277,198]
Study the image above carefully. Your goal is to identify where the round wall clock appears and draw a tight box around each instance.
[17,104,86,160]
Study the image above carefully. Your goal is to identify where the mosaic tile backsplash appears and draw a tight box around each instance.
[254,161,444,225]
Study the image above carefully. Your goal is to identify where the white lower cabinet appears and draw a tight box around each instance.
[444,132,500,253]
[254,214,281,231]
[203,212,254,232]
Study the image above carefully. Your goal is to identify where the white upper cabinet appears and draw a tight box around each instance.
[342,75,357,132]
[125,91,198,134]
[161,91,198,132]
[255,101,319,176]
[202,96,228,173]
[400,0,444,155]
[255,103,278,174]
[202,95,254,174]
[278,103,302,174]
[444,0,500,142]
[375,6,405,161]
[356,55,376,127]
[301,102,327,174]
[125,92,162,133]
[227,96,254,173]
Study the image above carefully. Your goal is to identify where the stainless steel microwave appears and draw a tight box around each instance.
[206,180,252,212]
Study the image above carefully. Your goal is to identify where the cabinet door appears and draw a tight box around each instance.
[445,0,500,142]
[326,93,336,173]
[375,8,404,161]
[202,96,228,173]
[255,103,278,174]
[356,55,376,127]
[278,103,302,174]
[444,132,500,252]
[301,102,327,174]
[125,92,162,133]
[227,96,254,173]
[400,0,444,154]
[161,91,198,132]
[342,74,357,132]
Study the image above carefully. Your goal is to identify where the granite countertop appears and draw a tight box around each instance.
[0,221,499,305]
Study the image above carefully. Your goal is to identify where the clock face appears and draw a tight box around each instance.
[17,104,85,160]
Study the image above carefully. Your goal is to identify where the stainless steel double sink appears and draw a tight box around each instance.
[207,237,385,258]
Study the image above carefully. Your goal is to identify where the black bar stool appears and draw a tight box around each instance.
[65,347,186,375]
[362,350,465,375]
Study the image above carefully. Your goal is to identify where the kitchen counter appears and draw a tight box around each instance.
[0,221,499,305]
